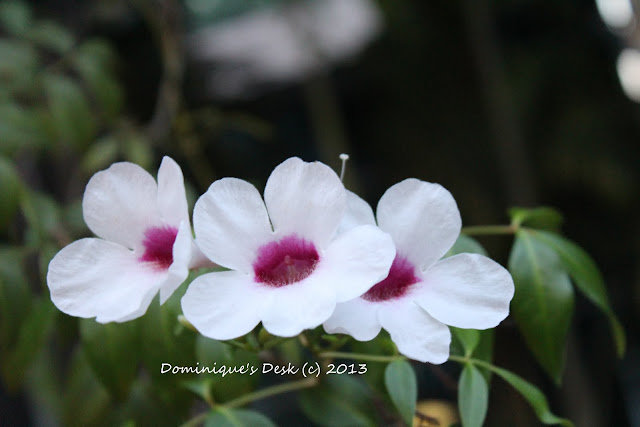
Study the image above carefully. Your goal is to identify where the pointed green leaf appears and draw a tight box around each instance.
[509,230,574,385]
[529,230,625,356]
[490,364,573,426]
[73,40,123,120]
[43,75,96,149]
[2,297,55,390]
[451,328,480,357]
[458,363,488,427]
[509,207,563,231]
[79,319,140,400]
[384,359,417,426]
[0,156,22,230]
[205,407,276,427]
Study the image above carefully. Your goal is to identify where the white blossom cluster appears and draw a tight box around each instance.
[47,157,514,363]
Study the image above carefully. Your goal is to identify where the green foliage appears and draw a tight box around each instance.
[458,363,488,427]
[299,375,376,426]
[205,407,276,427]
[79,319,141,400]
[445,234,487,258]
[529,230,626,356]
[509,230,574,385]
[384,360,417,426]
[488,364,573,426]
[509,207,564,231]
[0,156,22,230]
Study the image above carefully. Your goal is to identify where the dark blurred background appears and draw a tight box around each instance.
[2,0,639,426]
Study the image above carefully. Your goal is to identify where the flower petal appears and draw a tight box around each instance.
[336,190,376,234]
[157,156,190,226]
[193,178,273,273]
[323,298,382,341]
[181,271,268,340]
[83,162,159,250]
[378,301,451,364]
[264,157,346,248]
[414,253,514,329]
[47,238,165,323]
[313,224,395,302]
[261,277,337,337]
[376,178,461,270]
[159,221,192,304]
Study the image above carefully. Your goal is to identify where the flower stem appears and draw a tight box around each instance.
[224,377,319,409]
[448,354,495,372]
[460,225,516,236]
[318,351,405,363]
[179,412,208,427]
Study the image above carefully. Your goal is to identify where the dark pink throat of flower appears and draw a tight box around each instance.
[253,234,319,288]
[139,226,178,270]
[362,255,419,302]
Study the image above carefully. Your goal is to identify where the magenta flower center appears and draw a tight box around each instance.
[253,234,320,288]
[362,255,419,302]
[139,226,178,270]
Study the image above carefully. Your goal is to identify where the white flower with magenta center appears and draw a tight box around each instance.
[324,179,515,363]
[181,157,396,339]
[47,157,194,323]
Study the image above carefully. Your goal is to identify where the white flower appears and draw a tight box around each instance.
[47,157,195,323]
[181,157,396,339]
[323,179,515,363]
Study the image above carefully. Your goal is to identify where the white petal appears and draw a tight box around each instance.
[261,276,337,337]
[313,225,395,302]
[376,179,461,270]
[157,156,190,226]
[264,157,346,248]
[193,178,273,273]
[47,238,165,323]
[159,221,192,304]
[83,162,160,250]
[378,301,451,364]
[336,190,376,234]
[414,253,514,329]
[181,271,268,340]
[323,298,381,341]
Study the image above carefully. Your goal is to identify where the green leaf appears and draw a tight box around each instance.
[445,234,487,258]
[73,40,123,120]
[62,347,112,427]
[529,230,625,356]
[458,363,488,427]
[490,364,573,426]
[20,191,61,248]
[79,319,140,400]
[451,328,480,357]
[0,1,32,35]
[0,247,31,354]
[205,407,276,427]
[24,21,74,54]
[140,294,196,386]
[43,74,96,149]
[384,359,417,426]
[299,375,376,426]
[509,207,563,231]
[81,136,120,173]
[473,329,495,384]
[0,103,48,154]
[2,298,55,390]
[0,156,22,230]
[509,230,574,385]
[195,336,260,403]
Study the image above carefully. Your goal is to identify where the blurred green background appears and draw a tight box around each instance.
[1,0,638,426]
